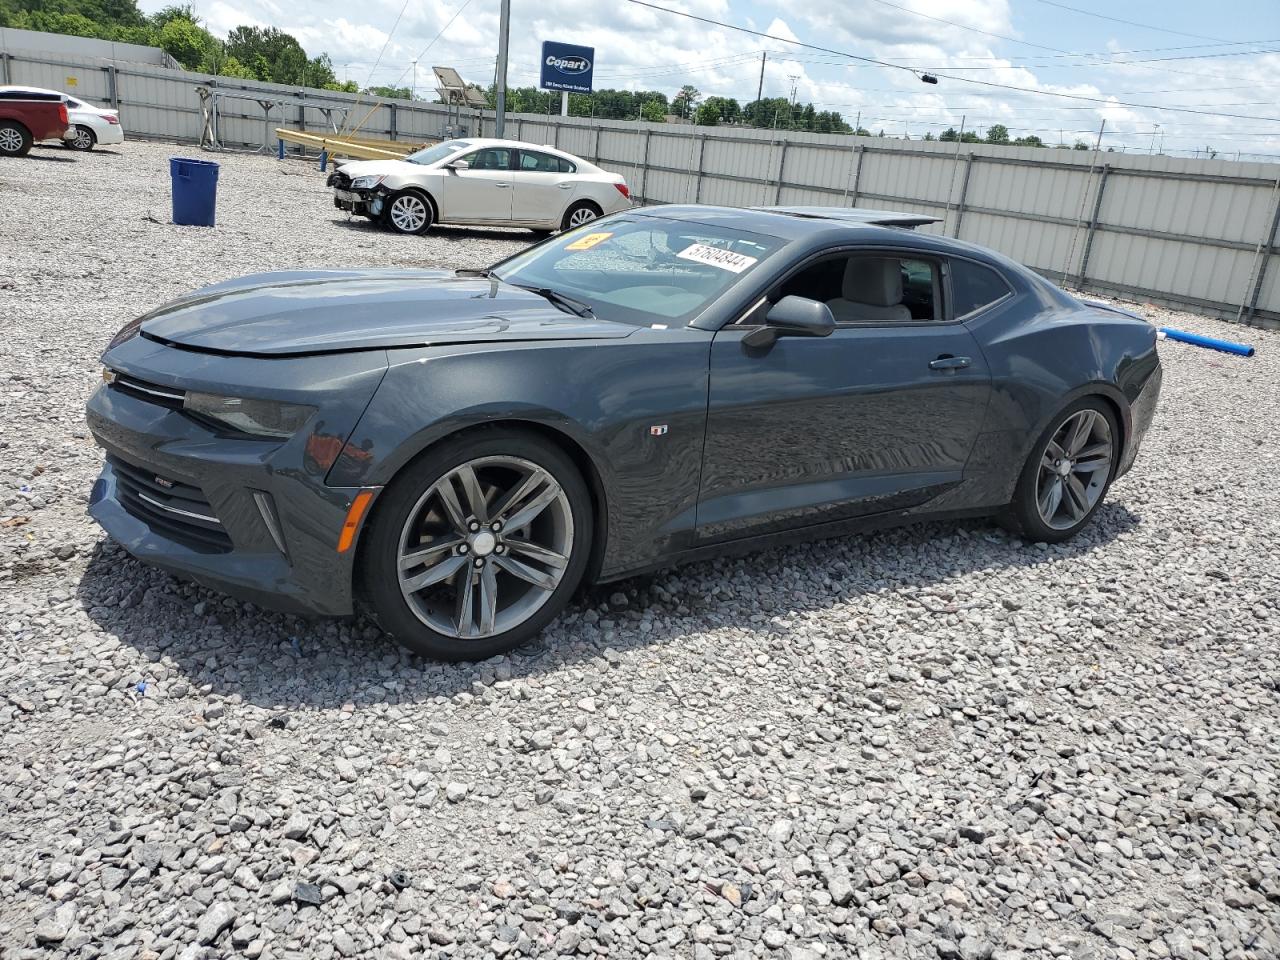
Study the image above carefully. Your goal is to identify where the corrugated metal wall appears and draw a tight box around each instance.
[2,47,1277,327]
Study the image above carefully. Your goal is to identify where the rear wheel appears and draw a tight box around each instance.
[384,191,433,234]
[361,429,593,660]
[67,125,96,151]
[1004,397,1119,542]
[560,200,601,232]
[0,122,32,157]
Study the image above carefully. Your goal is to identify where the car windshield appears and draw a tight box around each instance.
[406,139,472,166]
[490,216,784,325]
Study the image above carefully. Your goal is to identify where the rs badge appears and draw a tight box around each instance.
[649,425,668,437]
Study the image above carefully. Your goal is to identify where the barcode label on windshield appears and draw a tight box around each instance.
[676,243,758,274]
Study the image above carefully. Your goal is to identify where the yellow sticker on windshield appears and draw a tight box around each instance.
[565,232,612,251]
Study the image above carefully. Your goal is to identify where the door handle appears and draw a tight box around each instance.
[557,183,574,189]
[929,356,971,370]
[494,182,511,188]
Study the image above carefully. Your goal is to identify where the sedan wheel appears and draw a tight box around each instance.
[561,201,601,232]
[362,430,592,660]
[385,192,432,234]
[1006,398,1118,542]
[69,126,95,151]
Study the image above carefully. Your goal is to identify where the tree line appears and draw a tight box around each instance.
[0,0,357,89]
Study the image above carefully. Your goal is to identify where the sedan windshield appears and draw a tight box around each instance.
[490,216,784,325]
[406,139,472,165]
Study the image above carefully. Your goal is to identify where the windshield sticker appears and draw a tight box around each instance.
[677,243,759,273]
[564,232,613,251]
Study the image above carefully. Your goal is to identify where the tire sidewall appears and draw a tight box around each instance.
[70,126,95,151]
[0,122,32,157]
[360,430,593,660]
[560,201,601,232]
[1011,396,1120,542]
[383,190,433,235]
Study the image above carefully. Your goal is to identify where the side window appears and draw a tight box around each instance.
[464,148,512,171]
[949,259,1011,318]
[518,151,570,173]
[557,156,576,173]
[779,254,939,324]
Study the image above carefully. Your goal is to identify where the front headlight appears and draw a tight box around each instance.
[349,175,385,190]
[183,392,316,439]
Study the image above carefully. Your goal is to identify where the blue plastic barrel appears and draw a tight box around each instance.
[170,157,219,227]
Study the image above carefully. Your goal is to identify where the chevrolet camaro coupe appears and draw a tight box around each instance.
[86,206,1161,660]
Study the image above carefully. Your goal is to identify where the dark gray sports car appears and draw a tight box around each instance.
[87,205,1161,660]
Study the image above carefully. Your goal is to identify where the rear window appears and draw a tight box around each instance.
[949,259,1012,318]
[519,151,575,173]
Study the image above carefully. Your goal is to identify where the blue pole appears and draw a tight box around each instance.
[277,138,284,160]
[1158,327,1255,358]
[320,150,328,172]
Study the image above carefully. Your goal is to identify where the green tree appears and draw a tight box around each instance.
[985,123,1010,145]
[694,100,719,126]
[364,85,413,100]
[640,99,666,122]
[158,16,211,69]
[225,25,308,83]
[1073,139,1090,150]
[672,83,700,119]
[1013,134,1045,148]
[939,127,958,142]
[923,131,935,141]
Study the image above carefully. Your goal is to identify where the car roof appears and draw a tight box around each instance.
[0,85,69,99]
[756,206,941,229]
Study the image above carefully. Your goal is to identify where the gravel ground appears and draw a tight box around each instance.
[2,139,1278,960]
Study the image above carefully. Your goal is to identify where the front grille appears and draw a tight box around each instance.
[108,371,185,411]
[108,454,231,552]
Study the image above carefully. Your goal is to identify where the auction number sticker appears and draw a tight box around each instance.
[676,242,758,273]
[564,232,613,251]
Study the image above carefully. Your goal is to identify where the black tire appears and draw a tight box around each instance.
[360,428,593,661]
[383,190,434,235]
[1003,396,1120,543]
[67,125,96,151]
[560,200,602,232]
[0,121,33,158]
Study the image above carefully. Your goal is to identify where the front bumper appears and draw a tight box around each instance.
[332,187,385,217]
[85,341,388,617]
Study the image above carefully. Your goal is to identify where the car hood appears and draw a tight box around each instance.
[137,269,637,357]
[337,159,424,178]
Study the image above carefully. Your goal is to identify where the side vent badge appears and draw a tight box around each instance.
[649,424,669,437]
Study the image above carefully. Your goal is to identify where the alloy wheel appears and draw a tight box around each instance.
[389,195,428,232]
[73,127,93,150]
[1035,408,1113,530]
[0,128,23,153]
[396,456,574,640]
[568,206,598,227]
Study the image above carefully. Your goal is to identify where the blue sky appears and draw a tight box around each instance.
[141,0,1280,159]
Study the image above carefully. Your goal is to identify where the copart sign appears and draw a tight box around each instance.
[540,41,595,94]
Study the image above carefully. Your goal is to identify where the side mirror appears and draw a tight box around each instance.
[743,296,836,348]
[447,158,470,171]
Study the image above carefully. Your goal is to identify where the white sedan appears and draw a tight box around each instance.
[328,138,632,235]
[0,86,124,151]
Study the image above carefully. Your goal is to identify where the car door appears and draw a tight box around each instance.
[511,150,577,224]
[437,146,514,222]
[695,250,992,544]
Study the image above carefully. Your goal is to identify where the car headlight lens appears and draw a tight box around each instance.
[183,392,316,439]
[350,175,385,190]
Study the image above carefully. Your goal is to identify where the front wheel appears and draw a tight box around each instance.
[1004,398,1119,542]
[360,429,593,660]
[67,125,96,151]
[384,191,433,234]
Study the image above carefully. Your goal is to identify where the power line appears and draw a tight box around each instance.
[622,0,1280,123]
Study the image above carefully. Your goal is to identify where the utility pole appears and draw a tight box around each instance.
[755,51,766,109]
[788,75,799,131]
[410,59,417,100]
[495,0,510,137]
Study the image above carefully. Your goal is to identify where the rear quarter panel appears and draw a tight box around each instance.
[963,281,1159,503]
[1,100,67,141]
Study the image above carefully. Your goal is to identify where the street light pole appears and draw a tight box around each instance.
[410,59,417,100]
[495,0,511,137]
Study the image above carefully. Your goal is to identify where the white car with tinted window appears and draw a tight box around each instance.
[0,86,124,151]
[328,137,632,235]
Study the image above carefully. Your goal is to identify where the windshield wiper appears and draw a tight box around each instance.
[509,283,594,318]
